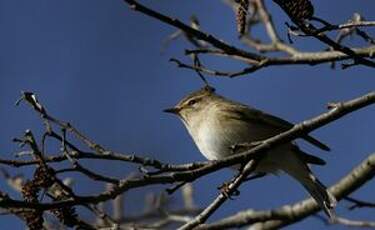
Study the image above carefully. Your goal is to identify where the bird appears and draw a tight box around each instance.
[164,86,336,219]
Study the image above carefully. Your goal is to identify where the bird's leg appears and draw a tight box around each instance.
[218,181,240,199]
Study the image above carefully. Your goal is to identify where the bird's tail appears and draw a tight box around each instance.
[282,158,337,219]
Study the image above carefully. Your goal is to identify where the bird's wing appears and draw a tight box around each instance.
[224,104,330,151]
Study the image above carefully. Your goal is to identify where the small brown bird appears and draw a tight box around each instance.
[165,86,336,219]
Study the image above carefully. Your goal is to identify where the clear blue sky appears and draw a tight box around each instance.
[0,0,374,229]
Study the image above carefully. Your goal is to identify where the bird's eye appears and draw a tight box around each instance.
[188,99,197,106]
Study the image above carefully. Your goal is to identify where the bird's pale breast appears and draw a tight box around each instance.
[191,112,257,160]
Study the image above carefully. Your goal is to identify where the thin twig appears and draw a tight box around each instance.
[345,196,375,210]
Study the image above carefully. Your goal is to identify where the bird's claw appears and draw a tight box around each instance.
[218,182,240,199]
[230,141,263,154]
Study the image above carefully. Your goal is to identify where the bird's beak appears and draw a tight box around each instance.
[163,107,180,115]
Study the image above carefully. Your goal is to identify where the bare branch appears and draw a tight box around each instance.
[179,160,259,230]
[345,196,375,210]
[272,0,375,68]
[184,46,375,77]
[123,0,263,63]
[196,152,375,229]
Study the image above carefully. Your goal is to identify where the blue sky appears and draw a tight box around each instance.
[0,0,374,229]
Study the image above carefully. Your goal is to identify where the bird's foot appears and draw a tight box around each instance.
[218,182,240,199]
[230,141,263,154]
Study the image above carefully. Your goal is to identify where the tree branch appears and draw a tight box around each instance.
[196,153,375,229]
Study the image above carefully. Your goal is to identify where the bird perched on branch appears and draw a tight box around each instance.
[164,86,336,219]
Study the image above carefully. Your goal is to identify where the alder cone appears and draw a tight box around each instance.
[52,206,78,227]
[33,166,55,188]
[273,0,314,22]
[23,210,44,230]
[22,180,40,202]
[237,0,249,35]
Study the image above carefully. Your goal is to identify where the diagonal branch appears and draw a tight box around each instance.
[178,160,259,230]
[196,153,375,229]
[123,0,263,63]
